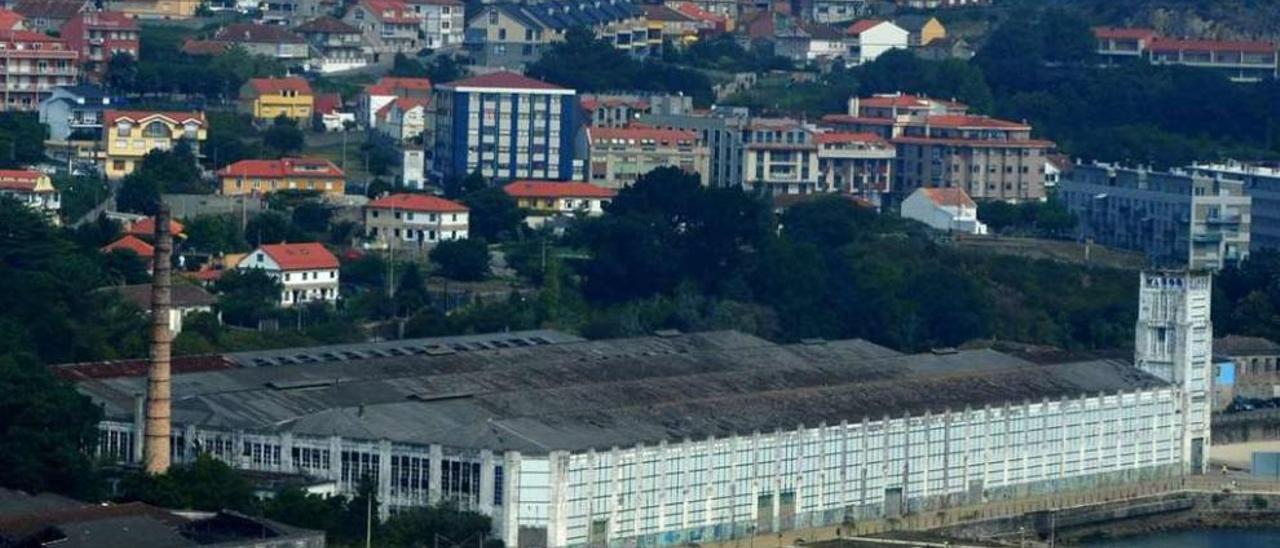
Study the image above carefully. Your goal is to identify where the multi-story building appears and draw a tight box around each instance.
[775,22,850,66]
[581,93,692,128]
[1186,162,1280,252]
[38,85,112,161]
[104,0,197,19]
[810,0,867,24]
[12,0,87,33]
[814,131,893,201]
[639,107,748,189]
[218,157,345,197]
[587,126,710,189]
[376,97,428,142]
[843,19,908,65]
[295,16,369,73]
[894,14,944,47]
[360,76,431,128]
[503,180,615,227]
[1059,162,1251,271]
[240,77,314,123]
[59,11,138,78]
[431,71,581,182]
[344,0,421,58]
[261,0,336,24]
[1092,27,1278,82]
[71,273,1215,546]
[236,242,340,307]
[102,110,206,179]
[821,92,968,139]
[742,118,819,196]
[364,192,468,249]
[211,23,310,62]
[892,115,1053,202]
[0,168,59,222]
[465,0,648,70]
[405,0,463,50]
[0,30,78,112]
[641,4,698,47]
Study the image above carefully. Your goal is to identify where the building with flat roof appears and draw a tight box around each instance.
[1060,162,1251,271]
[1185,162,1280,253]
[70,271,1216,547]
[587,126,710,189]
[815,131,893,202]
[638,108,748,189]
[0,29,78,112]
[1092,27,1278,82]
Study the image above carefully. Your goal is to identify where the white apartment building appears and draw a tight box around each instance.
[742,119,820,195]
[845,19,908,65]
[364,193,469,249]
[406,0,464,50]
[236,242,340,307]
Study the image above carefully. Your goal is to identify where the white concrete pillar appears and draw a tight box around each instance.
[429,444,443,504]
[480,450,495,514]
[501,451,521,548]
[547,450,569,548]
[281,432,294,473]
[329,435,343,483]
[377,440,393,519]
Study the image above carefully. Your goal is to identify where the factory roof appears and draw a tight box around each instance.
[72,330,1168,454]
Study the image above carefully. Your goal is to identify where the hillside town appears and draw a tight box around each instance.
[3,0,1280,546]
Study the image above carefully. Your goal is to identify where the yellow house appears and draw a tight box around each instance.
[241,77,314,123]
[107,0,199,19]
[218,157,345,197]
[896,15,945,47]
[103,111,207,180]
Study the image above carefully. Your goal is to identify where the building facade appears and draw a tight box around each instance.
[587,126,710,189]
[103,110,206,179]
[1214,335,1280,400]
[465,0,648,69]
[431,71,581,183]
[0,168,59,221]
[639,108,748,189]
[38,84,111,147]
[0,29,78,111]
[218,157,345,197]
[236,242,340,306]
[892,115,1052,202]
[815,131,893,201]
[1092,27,1278,82]
[844,19,908,65]
[503,180,615,227]
[742,118,819,196]
[1059,163,1251,271]
[406,0,463,50]
[1185,162,1280,253]
[900,187,986,235]
[59,11,138,78]
[364,192,468,249]
[344,0,421,58]
[296,17,369,73]
[241,77,314,123]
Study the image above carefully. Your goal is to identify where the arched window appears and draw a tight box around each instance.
[143,121,169,138]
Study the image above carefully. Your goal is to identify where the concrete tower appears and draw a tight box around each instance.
[144,205,174,474]
[1135,270,1213,474]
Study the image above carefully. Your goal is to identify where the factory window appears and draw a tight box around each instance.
[441,459,482,501]
[342,450,380,486]
[391,455,430,498]
[293,447,331,470]
[493,465,504,505]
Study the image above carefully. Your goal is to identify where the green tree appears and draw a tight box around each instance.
[462,187,525,242]
[262,115,305,158]
[120,453,254,511]
[0,113,47,168]
[291,201,333,235]
[184,214,248,254]
[101,248,152,285]
[104,51,138,93]
[395,261,429,315]
[215,268,282,326]
[0,353,103,499]
[117,142,205,214]
[430,238,491,281]
[245,210,297,246]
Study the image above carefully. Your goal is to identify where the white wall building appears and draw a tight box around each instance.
[900,187,987,235]
[406,0,464,50]
[845,19,909,65]
[364,193,469,249]
[236,242,340,307]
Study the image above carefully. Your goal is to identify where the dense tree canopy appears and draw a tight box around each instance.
[528,27,715,106]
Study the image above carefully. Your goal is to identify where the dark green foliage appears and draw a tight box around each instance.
[205,112,260,170]
[245,210,305,246]
[389,52,465,83]
[430,239,491,281]
[1215,251,1280,338]
[341,253,388,289]
[395,262,429,315]
[123,30,285,100]
[291,201,333,235]
[445,170,487,199]
[120,454,254,511]
[528,27,714,106]
[0,353,103,499]
[977,195,1077,237]
[262,116,305,158]
[0,113,48,168]
[101,249,152,285]
[664,34,792,72]
[462,187,525,242]
[215,268,283,327]
[183,214,249,254]
[117,141,206,215]
[53,175,109,222]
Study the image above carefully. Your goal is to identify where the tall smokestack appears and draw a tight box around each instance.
[145,204,173,474]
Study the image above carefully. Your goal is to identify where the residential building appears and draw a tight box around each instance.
[893,115,1053,202]
[775,22,849,65]
[38,84,112,145]
[0,9,25,30]
[742,118,819,195]
[313,92,353,131]
[900,187,986,234]
[297,16,368,73]
[218,157,345,197]
[0,168,59,221]
[639,107,748,189]
[503,180,615,227]
[405,0,463,50]
[843,19,907,65]
[915,35,972,61]
[104,0,197,19]
[0,30,78,112]
[376,96,429,142]
[73,274,1215,545]
[465,0,648,70]
[431,71,582,182]
[1215,335,1280,399]
[107,282,217,334]
[1092,27,1279,82]
[642,4,699,47]
[124,215,185,241]
[670,0,734,20]
[364,192,468,249]
[12,0,86,33]
[344,0,421,59]
[1059,162,1251,271]
[815,131,893,202]
[236,242,340,306]
[103,110,206,179]
[809,0,867,24]
[101,234,154,263]
[402,149,425,188]
[670,1,730,33]
[895,0,989,8]
[587,126,710,189]
[212,23,309,61]
[581,95,649,128]
[894,14,944,47]
[59,11,139,77]
[261,0,336,25]
[1186,162,1280,252]
[240,77,314,123]
[359,76,431,128]
[822,92,969,139]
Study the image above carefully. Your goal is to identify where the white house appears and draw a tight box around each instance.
[377,97,428,142]
[0,169,60,223]
[900,187,987,235]
[775,23,849,65]
[402,150,426,189]
[364,193,469,249]
[845,19,908,64]
[108,283,218,335]
[236,242,341,307]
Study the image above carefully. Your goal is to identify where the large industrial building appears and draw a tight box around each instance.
[65,272,1212,547]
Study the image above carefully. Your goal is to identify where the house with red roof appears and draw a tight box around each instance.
[364,193,468,248]
[0,29,78,111]
[0,9,25,30]
[240,77,315,123]
[587,126,709,189]
[101,235,156,267]
[59,11,137,77]
[375,96,429,142]
[210,23,309,61]
[295,16,368,74]
[218,157,345,197]
[12,0,88,33]
[343,0,422,57]
[103,110,206,179]
[1092,26,1279,82]
[125,216,185,241]
[900,187,986,235]
[236,242,341,306]
[503,180,615,227]
[358,76,431,128]
[0,169,60,222]
[844,19,907,64]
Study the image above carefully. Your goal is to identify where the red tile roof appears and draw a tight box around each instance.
[820,114,896,126]
[214,22,306,44]
[101,235,154,259]
[126,216,185,238]
[1092,26,1156,41]
[1149,37,1276,54]
[922,114,1029,129]
[377,76,432,91]
[504,181,617,199]
[104,110,206,126]
[858,93,966,110]
[181,38,230,56]
[248,76,313,95]
[256,242,339,270]
[68,10,137,30]
[671,2,726,25]
[361,0,419,24]
[815,131,888,145]
[642,4,694,22]
[846,18,885,35]
[0,169,44,190]
[313,93,342,114]
[0,9,23,30]
[368,193,468,213]
[580,97,648,112]
[919,187,975,208]
[218,157,344,179]
[892,136,1055,148]
[0,28,69,43]
[590,126,698,145]
[443,71,565,91]
[13,0,86,20]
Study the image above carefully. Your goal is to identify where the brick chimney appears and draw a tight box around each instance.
[144,204,173,474]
